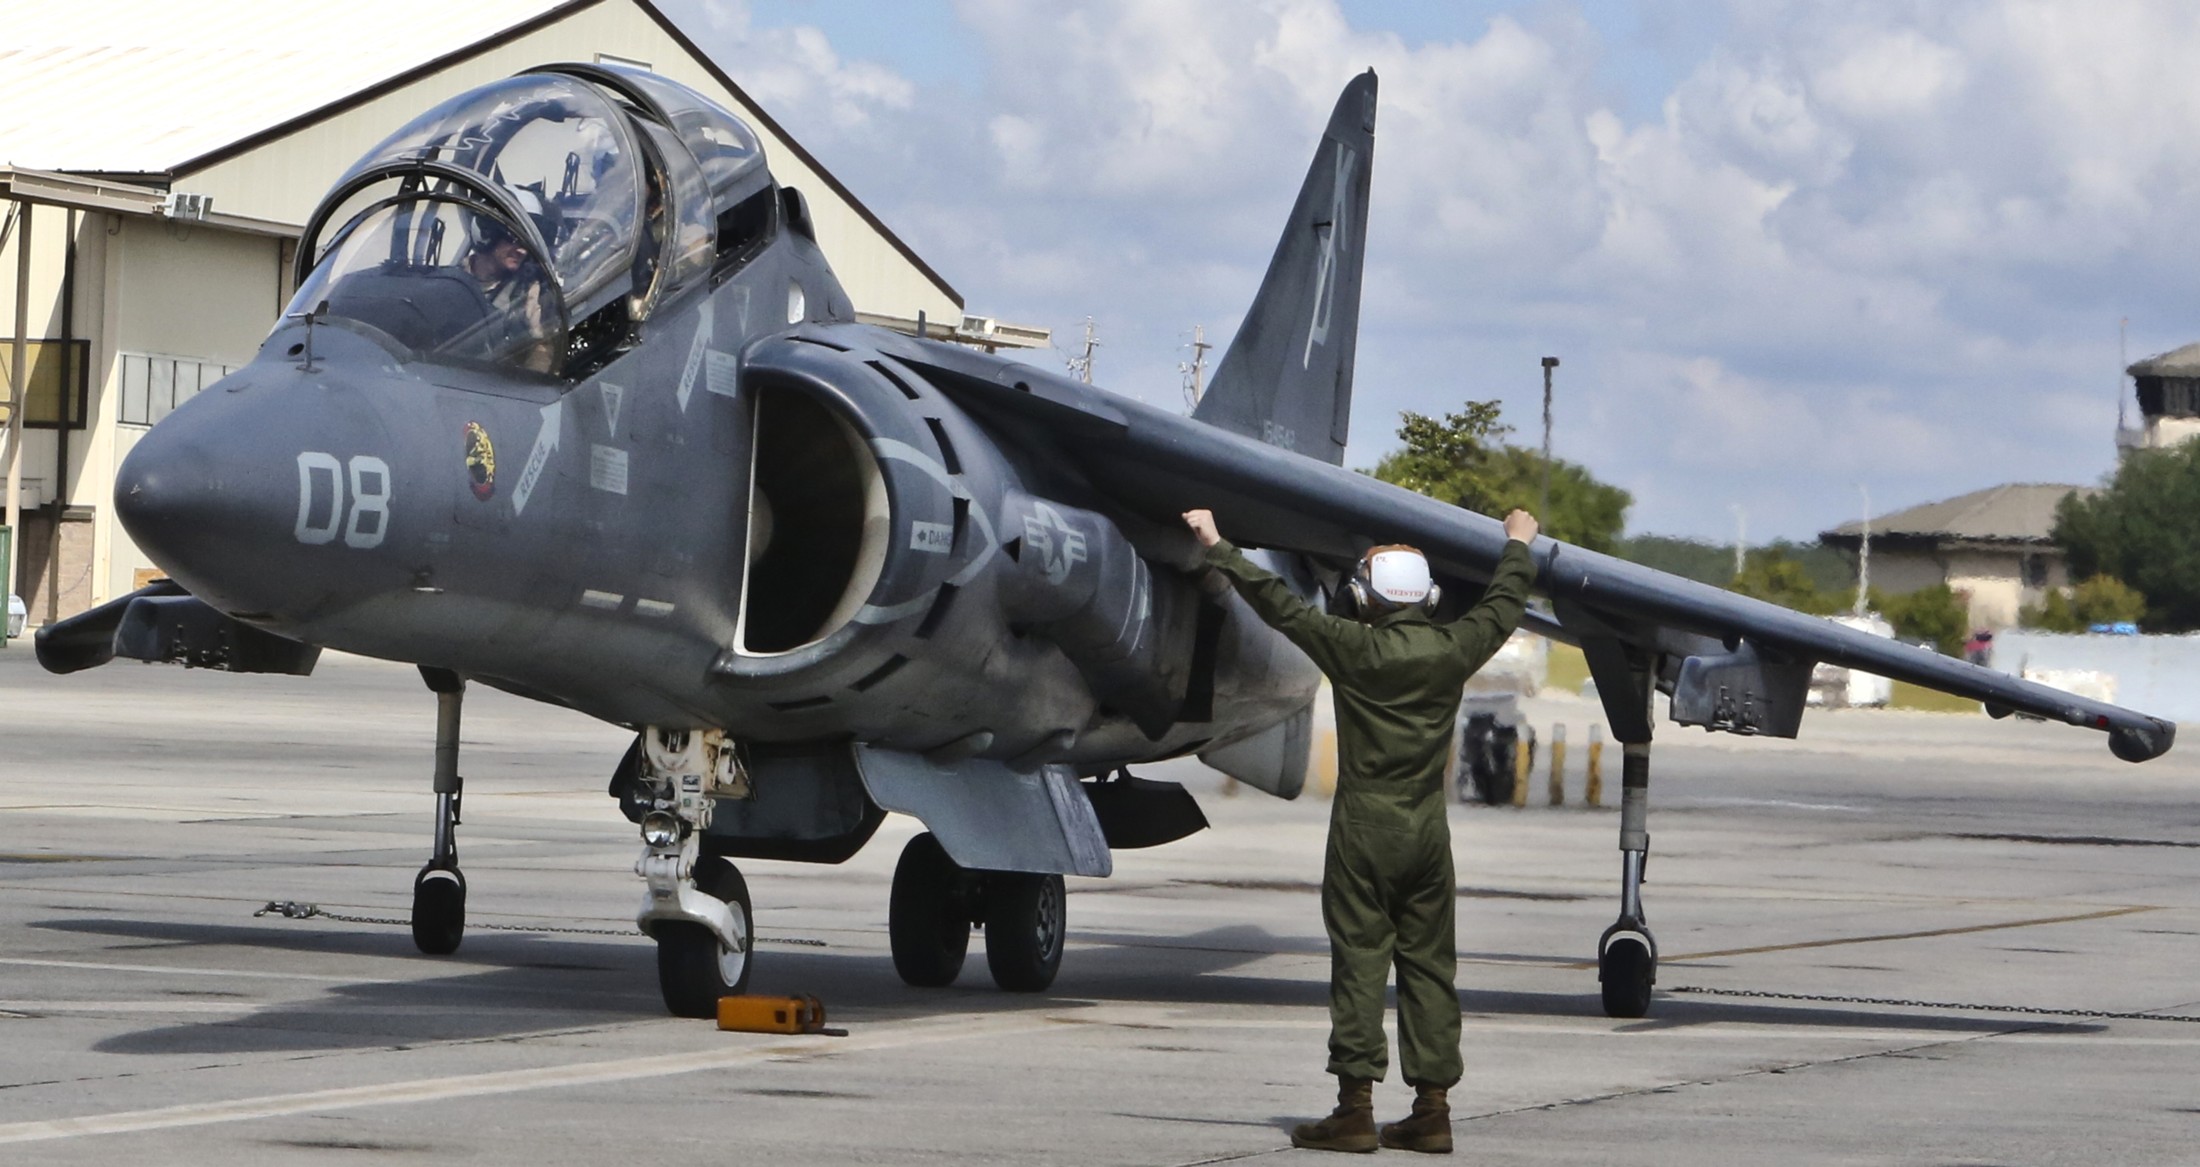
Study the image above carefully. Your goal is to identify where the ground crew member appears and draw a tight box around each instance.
[1183,507,1539,1154]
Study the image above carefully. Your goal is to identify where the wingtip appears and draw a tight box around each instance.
[2108,717,2175,764]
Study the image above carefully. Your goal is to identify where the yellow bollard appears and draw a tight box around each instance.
[1510,729,1530,808]
[1548,723,1567,807]
[1585,724,1604,807]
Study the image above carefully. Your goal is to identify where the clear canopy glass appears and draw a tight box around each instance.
[336,73,646,322]
[595,64,773,221]
[286,197,561,373]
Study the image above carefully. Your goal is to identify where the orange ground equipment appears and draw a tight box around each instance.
[715,994,846,1036]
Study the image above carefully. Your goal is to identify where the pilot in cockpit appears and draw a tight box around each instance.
[460,193,555,373]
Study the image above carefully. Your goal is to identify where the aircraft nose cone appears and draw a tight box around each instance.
[113,388,318,612]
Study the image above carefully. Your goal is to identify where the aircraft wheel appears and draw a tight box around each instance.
[656,857,752,1018]
[411,866,466,955]
[1599,936,1655,1019]
[889,833,971,987]
[984,871,1065,993]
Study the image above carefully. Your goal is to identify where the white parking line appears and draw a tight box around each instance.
[0,957,386,984]
[0,1011,1059,1144]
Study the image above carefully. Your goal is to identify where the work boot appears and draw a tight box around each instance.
[1378,1084,1453,1154]
[1291,1076,1377,1153]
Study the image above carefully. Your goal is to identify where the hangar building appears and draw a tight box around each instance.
[0,0,1023,628]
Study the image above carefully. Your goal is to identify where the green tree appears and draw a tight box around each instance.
[2054,445,2200,630]
[2020,575,2147,632]
[1729,550,1842,615]
[1369,400,1632,551]
[1474,446,1633,553]
[1871,584,1967,656]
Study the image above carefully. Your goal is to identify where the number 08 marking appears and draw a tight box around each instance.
[295,452,392,549]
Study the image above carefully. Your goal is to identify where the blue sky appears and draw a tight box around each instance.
[660,1,2198,542]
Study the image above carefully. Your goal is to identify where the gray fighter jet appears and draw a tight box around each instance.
[36,65,2175,1020]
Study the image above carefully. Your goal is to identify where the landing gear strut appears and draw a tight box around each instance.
[1575,631,1660,1018]
[1597,743,1656,1018]
[888,832,1065,993]
[412,667,467,955]
[632,727,755,1017]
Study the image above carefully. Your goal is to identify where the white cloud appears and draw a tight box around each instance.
[669,0,2200,540]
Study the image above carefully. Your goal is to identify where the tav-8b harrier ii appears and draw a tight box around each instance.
[37,65,2175,1019]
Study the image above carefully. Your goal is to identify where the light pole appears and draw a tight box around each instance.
[1855,484,1871,616]
[1540,356,1559,521]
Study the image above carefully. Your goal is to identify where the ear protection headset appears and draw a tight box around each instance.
[1336,544,1441,618]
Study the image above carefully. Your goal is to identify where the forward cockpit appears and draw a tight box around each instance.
[283,64,775,380]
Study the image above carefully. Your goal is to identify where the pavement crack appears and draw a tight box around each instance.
[1460,1026,2042,1124]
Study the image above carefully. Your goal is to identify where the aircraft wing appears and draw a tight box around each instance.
[869,335,2175,764]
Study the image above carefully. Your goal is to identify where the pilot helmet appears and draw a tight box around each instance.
[1342,544,1441,617]
[470,185,546,254]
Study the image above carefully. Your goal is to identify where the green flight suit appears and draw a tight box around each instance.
[1203,537,1536,1086]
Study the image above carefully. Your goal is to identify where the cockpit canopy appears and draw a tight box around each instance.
[284,65,777,378]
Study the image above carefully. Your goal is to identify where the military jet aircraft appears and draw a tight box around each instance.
[36,64,2175,1020]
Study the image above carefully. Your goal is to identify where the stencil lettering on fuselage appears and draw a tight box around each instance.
[590,444,629,495]
[910,521,953,553]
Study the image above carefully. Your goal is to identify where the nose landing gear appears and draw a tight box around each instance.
[412,667,468,955]
[632,727,756,1017]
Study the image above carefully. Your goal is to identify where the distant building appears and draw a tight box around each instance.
[1820,483,2088,631]
[2118,342,2200,454]
[0,0,1041,628]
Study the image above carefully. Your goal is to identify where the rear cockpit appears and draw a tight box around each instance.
[283,64,777,380]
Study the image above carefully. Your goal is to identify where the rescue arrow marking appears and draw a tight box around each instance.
[512,399,560,516]
[677,303,712,413]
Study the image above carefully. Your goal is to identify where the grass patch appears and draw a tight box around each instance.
[1889,679,1984,714]
[1546,641,1589,694]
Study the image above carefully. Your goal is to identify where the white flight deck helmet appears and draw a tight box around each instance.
[1344,544,1442,617]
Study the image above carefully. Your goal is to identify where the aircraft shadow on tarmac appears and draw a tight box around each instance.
[35,916,2094,1056]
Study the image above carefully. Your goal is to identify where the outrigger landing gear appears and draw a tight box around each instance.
[412,667,467,955]
[1574,631,1660,1018]
[1597,742,1657,1018]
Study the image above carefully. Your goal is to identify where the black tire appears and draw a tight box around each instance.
[983,871,1065,993]
[1599,936,1655,1019]
[411,867,465,955]
[890,833,971,987]
[656,856,753,1018]
[1471,731,1517,806]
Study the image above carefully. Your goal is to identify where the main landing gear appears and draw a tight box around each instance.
[412,667,468,955]
[889,832,1064,992]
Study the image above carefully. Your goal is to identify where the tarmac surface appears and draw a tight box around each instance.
[2,645,2198,1165]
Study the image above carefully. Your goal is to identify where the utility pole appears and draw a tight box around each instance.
[1066,317,1099,385]
[1855,484,1871,616]
[1179,324,1211,411]
[2118,316,2129,436]
[1730,504,1746,580]
[1540,356,1559,521]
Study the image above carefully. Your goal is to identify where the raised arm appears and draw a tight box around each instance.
[1185,509,1366,677]
[1445,510,1540,672]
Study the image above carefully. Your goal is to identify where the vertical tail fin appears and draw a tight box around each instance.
[1192,70,1376,466]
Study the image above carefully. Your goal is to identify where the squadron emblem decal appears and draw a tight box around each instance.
[463,421,496,500]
